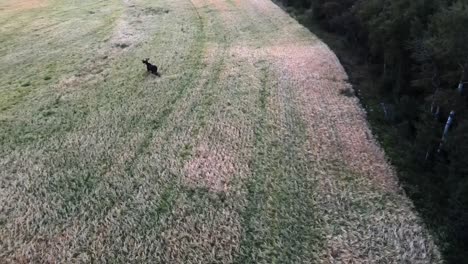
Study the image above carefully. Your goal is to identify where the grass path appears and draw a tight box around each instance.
[0,0,441,262]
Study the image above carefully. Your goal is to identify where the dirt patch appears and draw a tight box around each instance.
[106,0,171,56]
[109,12,141,52]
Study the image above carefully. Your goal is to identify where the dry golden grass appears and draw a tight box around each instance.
[0,0,47,11]
[262,24,440,263]
[183,142,237,192]
[0,0,442,262]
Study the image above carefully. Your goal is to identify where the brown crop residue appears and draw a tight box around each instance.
[266,42,399,192]
[183,143,237,192]
[268,43,348,83]
[55,0,154,93]
[1,0,47,11]
[228,39,399,191]
[160,201,242,263]
[4,222,83,263]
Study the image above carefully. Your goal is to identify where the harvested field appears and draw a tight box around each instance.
[0,0,47,11]
[0,0,442,263]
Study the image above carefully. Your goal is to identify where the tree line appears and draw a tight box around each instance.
[279,0,468,262]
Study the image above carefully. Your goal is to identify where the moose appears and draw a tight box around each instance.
[142,58,160,76]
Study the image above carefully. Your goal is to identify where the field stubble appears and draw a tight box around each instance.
[0,0,441,263]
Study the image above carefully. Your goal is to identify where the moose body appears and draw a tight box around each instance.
[142,58,160,76]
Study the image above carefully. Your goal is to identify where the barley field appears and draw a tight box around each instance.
[0,0,442,263]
